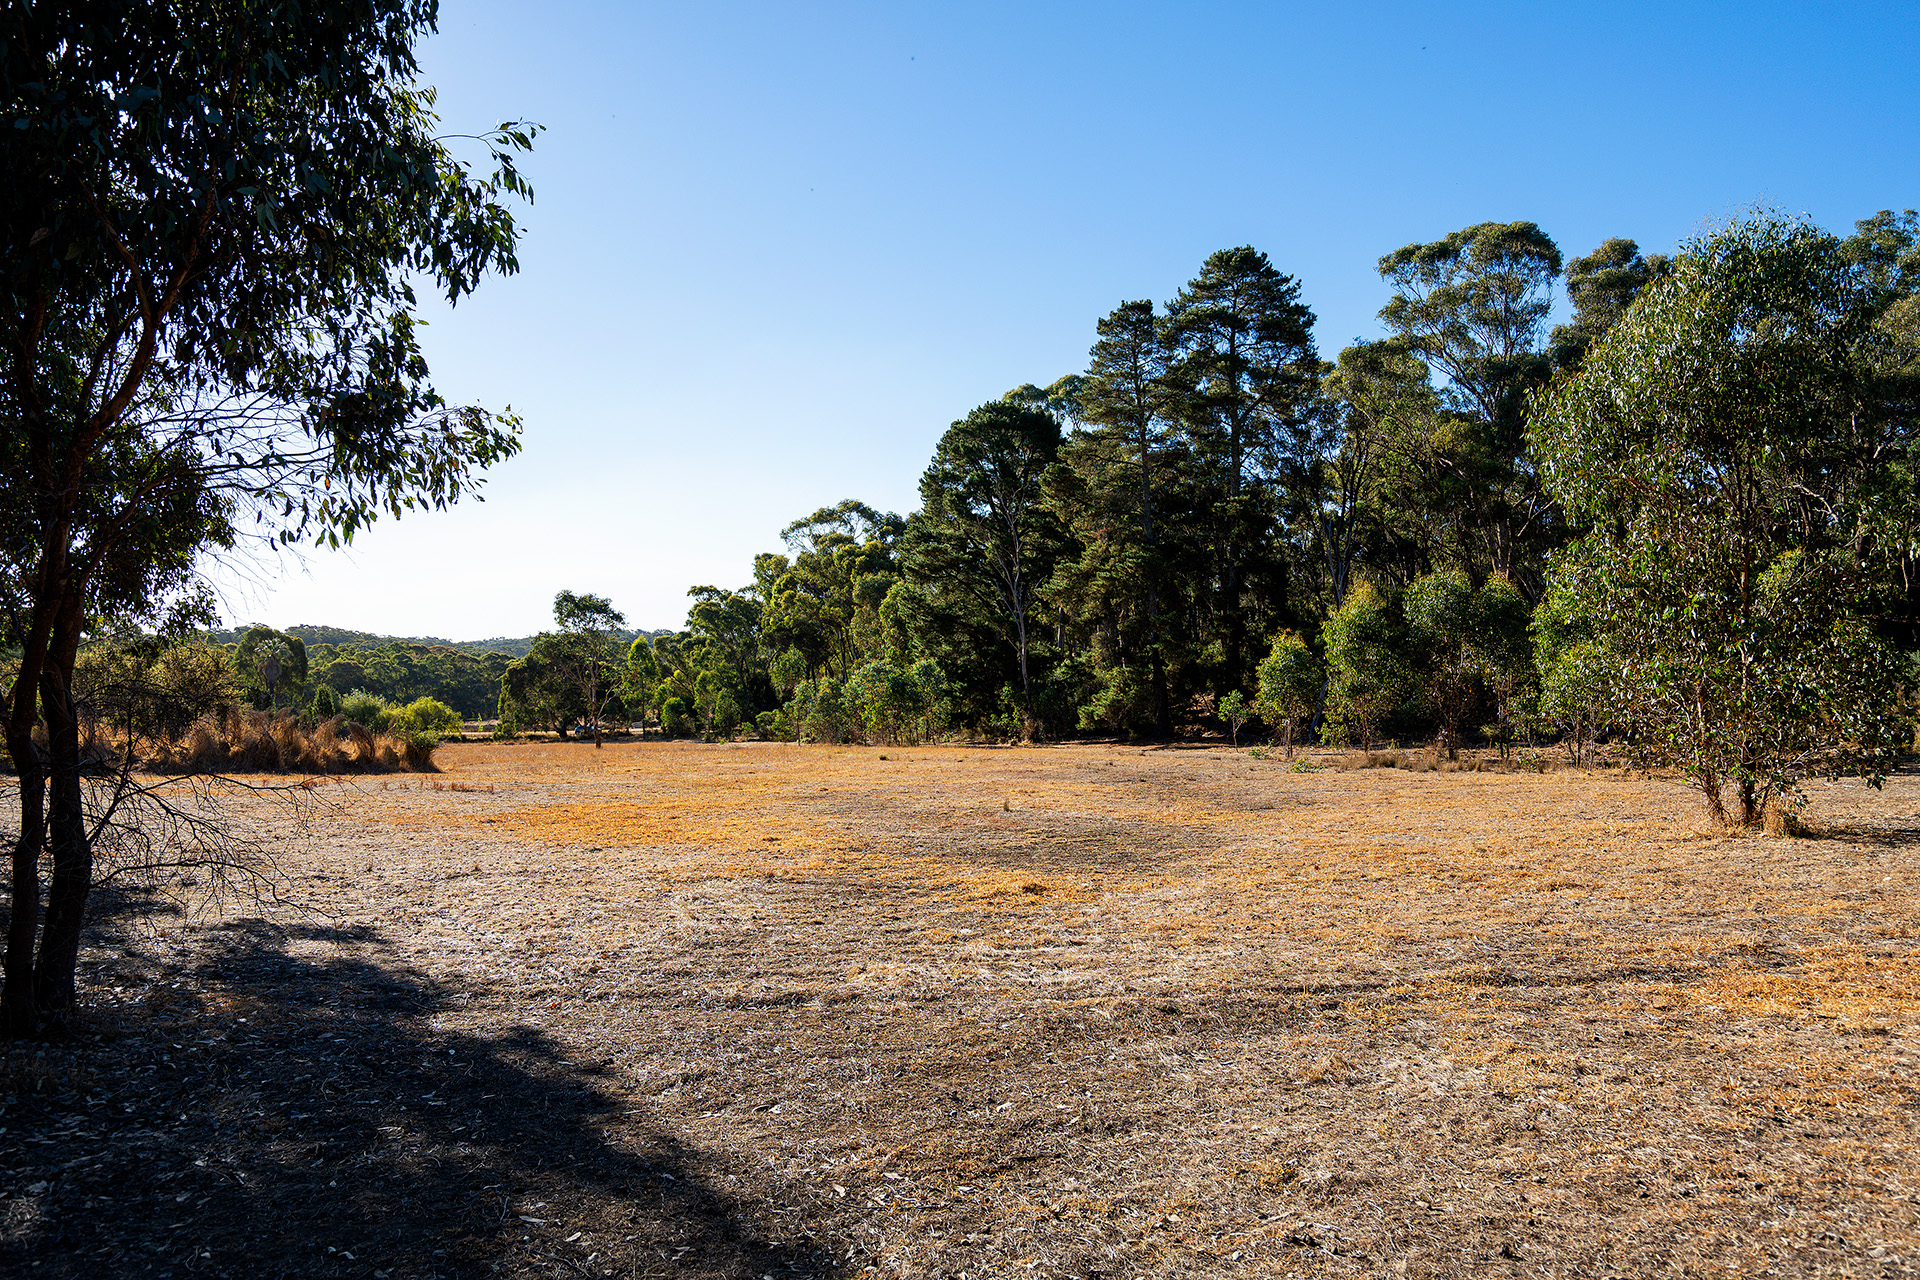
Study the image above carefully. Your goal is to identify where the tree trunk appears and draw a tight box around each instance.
[4,526,69,1036]
[35,640,89,1015]
[3,734,45,1037]
[1700,768,1730,825]
[1014,603,1034,740]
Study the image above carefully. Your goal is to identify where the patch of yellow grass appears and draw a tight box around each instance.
[1693,944,1920,1030]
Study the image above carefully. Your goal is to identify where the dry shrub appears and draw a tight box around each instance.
[309,716,347,772]
[342,719,377,764]
[393,732,439,773]
[372,734,402,771]
[181,718,221,770]
[143,711,434,775]
[268,715,310,771]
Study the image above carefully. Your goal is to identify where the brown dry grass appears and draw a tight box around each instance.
[26,742,1920,1278]
[139,709,434,773]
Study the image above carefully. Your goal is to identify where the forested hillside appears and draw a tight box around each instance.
[202,625,663,660]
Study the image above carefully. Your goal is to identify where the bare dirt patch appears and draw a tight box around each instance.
[4,742,1917,1277]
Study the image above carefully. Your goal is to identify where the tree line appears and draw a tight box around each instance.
[560,212,1918,833]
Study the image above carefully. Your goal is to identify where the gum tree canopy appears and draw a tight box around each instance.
[1530,214,1920,826]
[1,0,535,1032]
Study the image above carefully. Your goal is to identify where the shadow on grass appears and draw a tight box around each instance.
[0,907,835,1279]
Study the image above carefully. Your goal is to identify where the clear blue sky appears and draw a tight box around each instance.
[213,0,1920,639]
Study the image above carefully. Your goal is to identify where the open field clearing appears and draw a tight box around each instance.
[4,741,1918,1278]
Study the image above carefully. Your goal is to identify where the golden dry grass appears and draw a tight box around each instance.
[204,741,1919,1276]
[137,709,433,773]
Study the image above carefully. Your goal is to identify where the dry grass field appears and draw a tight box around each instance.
[4,740,1918,1278]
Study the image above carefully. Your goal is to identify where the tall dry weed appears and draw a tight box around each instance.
[141,710,434,775]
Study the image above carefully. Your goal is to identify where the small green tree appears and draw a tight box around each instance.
[341,690,395,733]
[621,638,661,736]
[1471,575,1534,758]
[907,659,953,743]
[1405,570,1536,759]
[846,661,922,745]
[1530,582,1612,766]
[1253,631,1321,758]
[712,689,743,739]
[1321,582,1413,750]
[659,696,692,738]
[388,696,462,740]
[787,678,856,744]
[1404,569,1480,759]
[308,684,343,724]
[1218,690,1250,747]
[553,590,627,747]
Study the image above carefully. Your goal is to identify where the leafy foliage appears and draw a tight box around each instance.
[1253,631,1321,758]
[1531,214,1919,823]
[1320,582,1413,750]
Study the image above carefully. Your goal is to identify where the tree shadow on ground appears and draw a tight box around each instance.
[0,904,836,1279]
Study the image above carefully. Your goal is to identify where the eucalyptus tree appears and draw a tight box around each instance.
[763,503,902,681]
[686,585,772,715]
[1376,222,1562,583]
[1315,340,1441,605]
[499,636,588,738]
[1531,214,1919,825]
[1,0,534,1030]
[1548,238,1671,371]
[552,591,626,746]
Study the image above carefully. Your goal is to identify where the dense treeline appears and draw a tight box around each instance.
[48,213,1919,834]
[596,212,1918,827]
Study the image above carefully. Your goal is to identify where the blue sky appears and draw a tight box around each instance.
[214,0,1920,639]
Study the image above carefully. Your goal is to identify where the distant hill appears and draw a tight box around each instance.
[204,624,671,658]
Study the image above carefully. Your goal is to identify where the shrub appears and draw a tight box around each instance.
[144,710,433,774]
[659,696,692,738]
[387,696,461,740]
[340,689,395,732]
[1254,631,1320,758]
[1321,582,1414,750]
